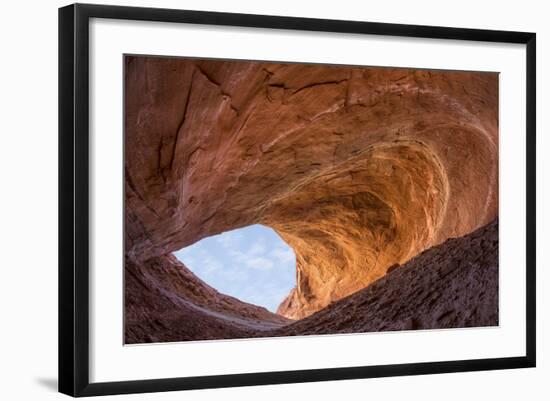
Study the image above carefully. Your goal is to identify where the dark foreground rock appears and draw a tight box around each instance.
[125,254,290,344]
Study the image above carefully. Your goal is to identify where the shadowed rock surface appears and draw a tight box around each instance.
[125,254,290,343]
[125,219,498,343]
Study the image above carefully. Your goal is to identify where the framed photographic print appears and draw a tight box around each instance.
[58,3,536,397]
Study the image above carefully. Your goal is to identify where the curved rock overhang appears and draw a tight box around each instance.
[125,57,498,320]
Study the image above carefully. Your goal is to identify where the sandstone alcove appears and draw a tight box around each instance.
[124,56,499,343]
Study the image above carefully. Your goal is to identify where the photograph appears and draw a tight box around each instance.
[124,56,499,344]
[0,0,542,399]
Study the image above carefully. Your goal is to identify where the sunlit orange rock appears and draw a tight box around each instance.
[273,219,499,336]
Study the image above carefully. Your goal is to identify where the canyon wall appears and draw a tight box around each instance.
[125,56,498,320]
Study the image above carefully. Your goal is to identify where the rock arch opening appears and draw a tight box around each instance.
[173,224,296,313]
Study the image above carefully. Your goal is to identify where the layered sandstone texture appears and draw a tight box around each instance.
[273,219,498,336]
[125,56,498,328]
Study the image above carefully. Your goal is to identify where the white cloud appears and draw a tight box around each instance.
[244,256,274,270]
[228,249,246,262]
[216,231,243,249]
[269,246,295,265]
[248,240,266,256]
[201,255,223,273]
[224,238,278,270]
[173,247,194,260]
[180,255,195,267]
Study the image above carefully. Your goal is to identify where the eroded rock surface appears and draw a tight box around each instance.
[125,254,290,343]
[273,219,498,336]
[125,219,498,343]
[125,56,498,325]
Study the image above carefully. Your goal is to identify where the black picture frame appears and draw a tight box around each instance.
[59,3,536,397]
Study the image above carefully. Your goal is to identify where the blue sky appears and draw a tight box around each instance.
[173,225,296,313]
